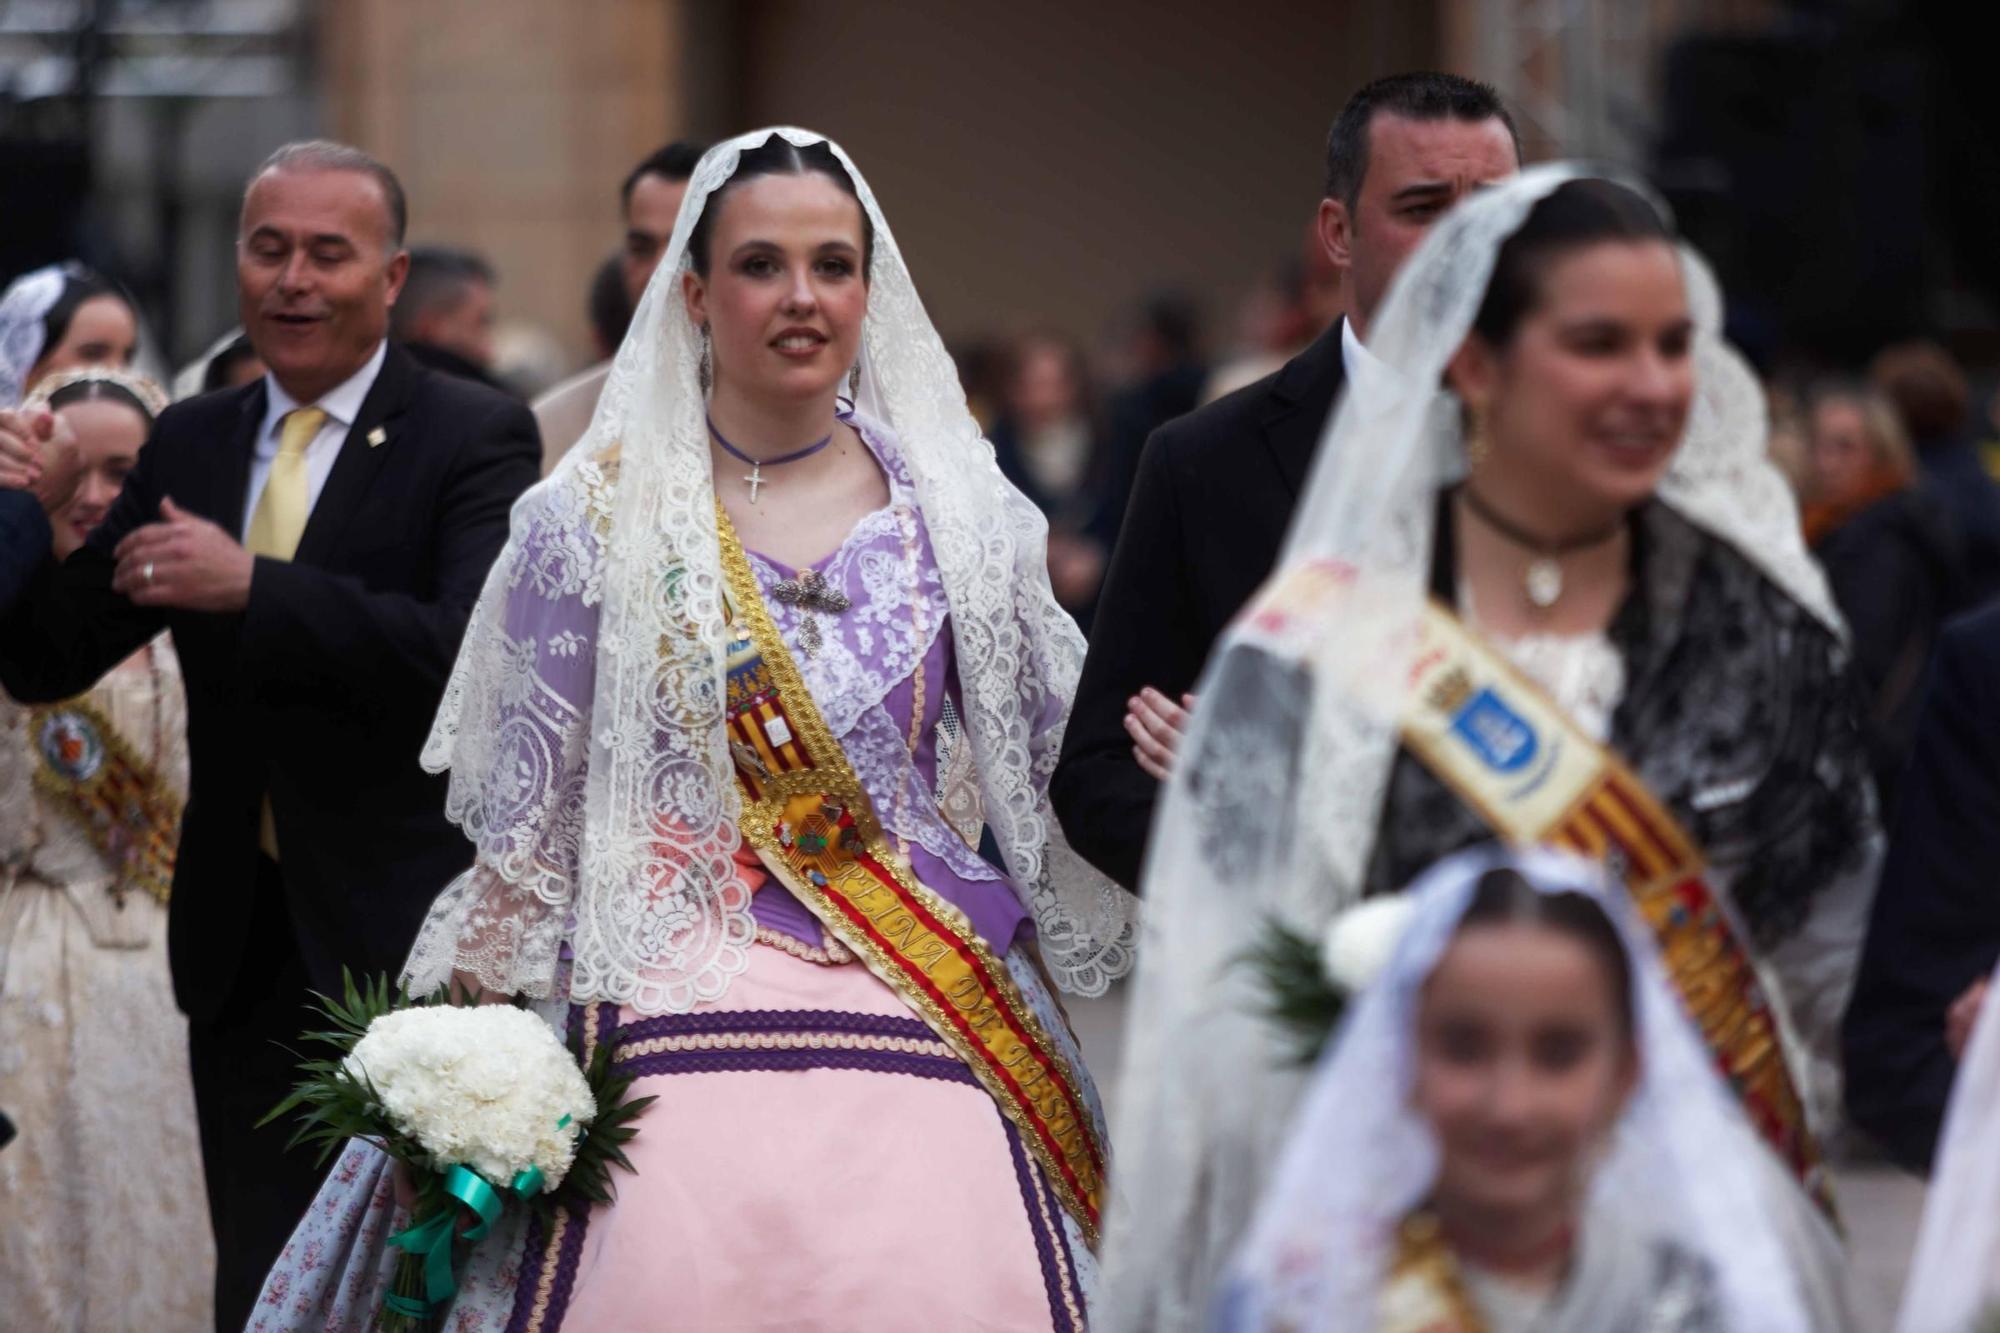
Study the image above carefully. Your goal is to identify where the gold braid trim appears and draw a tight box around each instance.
[713,501,1107,1246]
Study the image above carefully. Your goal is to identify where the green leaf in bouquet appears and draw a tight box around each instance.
[544,1017,658,1213]
[257,968,446,1168]
[1245,918,1348,1066]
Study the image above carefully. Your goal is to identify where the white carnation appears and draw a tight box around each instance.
[344,1005,596,1191]
[1319,895,1417,995]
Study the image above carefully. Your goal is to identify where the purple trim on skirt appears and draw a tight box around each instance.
[611,1007,937,1045]
[507,1002,619,1333]
[616,1044,977,1084]
[607,1008,972,1086]
[1002,1118,1084,1333]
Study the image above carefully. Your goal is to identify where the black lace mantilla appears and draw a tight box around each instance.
[1367,501,1875,949]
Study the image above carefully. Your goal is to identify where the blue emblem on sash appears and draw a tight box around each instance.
[1450,687,1538,774]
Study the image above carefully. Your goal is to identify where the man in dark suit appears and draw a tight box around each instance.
[1052,73,1521,889]
[0,140,539,1328]
[1844,602,2000,1172]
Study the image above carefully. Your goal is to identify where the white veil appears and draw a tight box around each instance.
[1896,962,2000,1333]
[1099,165,1841,1329]
[1217,845,1823,1333]
[0,264,67,406]
[403,128,1136,1013]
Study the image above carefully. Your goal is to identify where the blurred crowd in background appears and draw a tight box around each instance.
[23,179,2000,723]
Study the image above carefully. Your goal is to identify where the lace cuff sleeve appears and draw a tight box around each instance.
[404,485,602,999]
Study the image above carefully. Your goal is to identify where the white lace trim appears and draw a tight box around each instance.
[406,129,1136,1013]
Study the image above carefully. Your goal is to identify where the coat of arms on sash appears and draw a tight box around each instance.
[29,700,181,905]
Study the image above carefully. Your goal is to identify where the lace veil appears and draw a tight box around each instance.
[1099,164,1839,1328]
[404,127,1136,1013]
[1217,845,1827,1333]
[0,264,67,406]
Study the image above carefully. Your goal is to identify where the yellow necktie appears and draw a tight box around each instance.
[246,405,327,561]
[248,405,325,860]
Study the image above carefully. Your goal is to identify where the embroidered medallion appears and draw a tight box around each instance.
[29,700,181,905]
[37,708,106,782]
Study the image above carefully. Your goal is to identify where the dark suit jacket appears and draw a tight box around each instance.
[1843,601,2000,1171]
[1051,322,1345,889]
[0,344,541,1021]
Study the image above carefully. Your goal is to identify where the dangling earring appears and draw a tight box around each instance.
[1464,405,1491,471]
[698,324,712,394]
[848,359,862,396]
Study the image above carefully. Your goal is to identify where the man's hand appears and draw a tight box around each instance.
[0,407,85,514]
[1126,686,1195,783]
[111,497,255,612]
[1948,977,1991,1061]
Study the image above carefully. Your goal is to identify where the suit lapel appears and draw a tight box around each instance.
[220,380,267,537]
[1258,320,1347,497]
[293,345,418,566]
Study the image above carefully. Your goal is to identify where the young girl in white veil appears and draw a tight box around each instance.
[1100,168,1874,1330]
[250,128,1134,1332]
[1218,845,1841,1333]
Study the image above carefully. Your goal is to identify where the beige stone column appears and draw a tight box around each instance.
[320,0,691,370]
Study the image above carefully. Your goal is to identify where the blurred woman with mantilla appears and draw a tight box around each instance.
[1103,168,1875,1330]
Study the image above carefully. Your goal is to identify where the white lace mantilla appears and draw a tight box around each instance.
[406,129,1136,1013]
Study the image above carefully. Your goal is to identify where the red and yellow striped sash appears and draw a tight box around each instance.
[714,506,1106,1243]
[1401,599,1828,1211]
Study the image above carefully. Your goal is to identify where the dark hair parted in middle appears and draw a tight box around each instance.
[1456,866,1638,1039]
[42,264,135,357]
[1324,71,1520,207]
[1471,179,1675,350]
[46,375,160,427]
[685,135,875,280]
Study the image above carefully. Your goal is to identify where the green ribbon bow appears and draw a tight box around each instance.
[382,1116,574,1319]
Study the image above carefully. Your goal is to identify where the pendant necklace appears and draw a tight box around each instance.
[707,412,837,503]
[1459,486,1624,610]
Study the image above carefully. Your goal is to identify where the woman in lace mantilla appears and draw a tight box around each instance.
[1102,172,1873,1330]
[253,129,1131,1333]
[0,367,211,1327]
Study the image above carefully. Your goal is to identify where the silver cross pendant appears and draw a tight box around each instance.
[771,568,851,659]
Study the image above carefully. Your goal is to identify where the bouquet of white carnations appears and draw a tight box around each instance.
[1250,895,1417,1063]
[264,974,653,1332]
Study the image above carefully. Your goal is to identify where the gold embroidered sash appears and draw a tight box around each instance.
[714,506,1107,1243]
[27,699,180,904]
[1398,598,1828,1212]
[1379,1213,1489,1333]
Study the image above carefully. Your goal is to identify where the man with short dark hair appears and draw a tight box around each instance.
[1053,73,1520,891]
[392,244,504,388]
[0,138,540,1329]
[532,138,709,470]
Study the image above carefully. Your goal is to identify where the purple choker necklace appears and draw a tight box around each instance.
[707,411,842,503]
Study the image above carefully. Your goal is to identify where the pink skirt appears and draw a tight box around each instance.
[514,941,1093,1331]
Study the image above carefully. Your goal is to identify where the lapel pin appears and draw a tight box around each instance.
[367,426,387,448]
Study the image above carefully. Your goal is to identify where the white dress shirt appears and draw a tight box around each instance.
[240,340,388,540]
